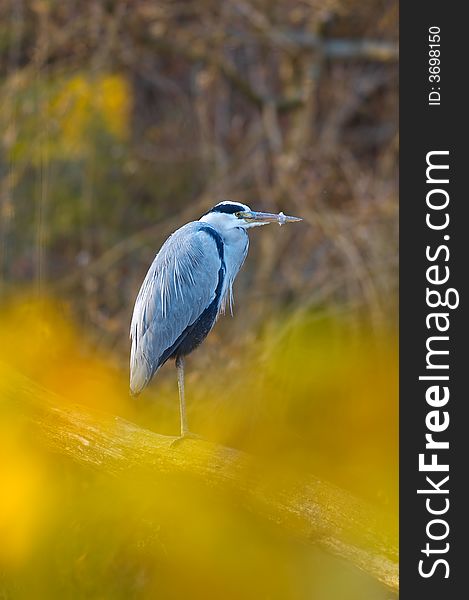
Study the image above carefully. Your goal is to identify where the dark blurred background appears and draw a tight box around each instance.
[0,0,398,367]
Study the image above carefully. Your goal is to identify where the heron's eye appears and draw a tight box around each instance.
[234,212,243,218]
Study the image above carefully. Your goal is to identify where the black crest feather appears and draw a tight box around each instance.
[205,202,247,215]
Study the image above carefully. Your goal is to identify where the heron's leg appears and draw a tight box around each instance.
[176,356,189,436]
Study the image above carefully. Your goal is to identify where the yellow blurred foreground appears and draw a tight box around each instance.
[0,299,397,599]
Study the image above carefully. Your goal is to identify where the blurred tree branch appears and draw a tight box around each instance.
[258,30,399,63]
[148,32,397,113]
[231,1,398,61]
[2,365,398,593]
[146,35,304,113]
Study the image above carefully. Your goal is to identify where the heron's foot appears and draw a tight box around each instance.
[170,431,204,448]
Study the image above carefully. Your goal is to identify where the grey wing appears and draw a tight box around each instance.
[130,223,223,394]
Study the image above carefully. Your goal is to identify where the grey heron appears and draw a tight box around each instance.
[130,201,301,437]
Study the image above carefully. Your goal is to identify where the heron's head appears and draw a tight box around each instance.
[200,201,302,231]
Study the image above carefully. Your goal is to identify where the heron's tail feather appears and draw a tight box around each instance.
[129,370,147,396]
[130,346,154,396]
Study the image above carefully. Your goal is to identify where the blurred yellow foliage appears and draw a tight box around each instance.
[0,297,397,599]
[50,74,130,151]
[3,73,130,162]
[0,427,50,569]
[0,299,131,416]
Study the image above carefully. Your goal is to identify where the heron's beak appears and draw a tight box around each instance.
[238,211,302,226]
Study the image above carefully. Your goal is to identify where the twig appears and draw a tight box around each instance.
[231,2,398,62]
[148,33,304,113]
[284,32,399,62]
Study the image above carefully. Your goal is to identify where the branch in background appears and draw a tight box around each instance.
[2,366,398,593]
[231,2,398,62]
[297,34,399,63]
[147,34,304,113]
[148,27,397,115]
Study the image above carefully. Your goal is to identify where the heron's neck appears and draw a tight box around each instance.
[212,225,248,247]
[199,214,248,241]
